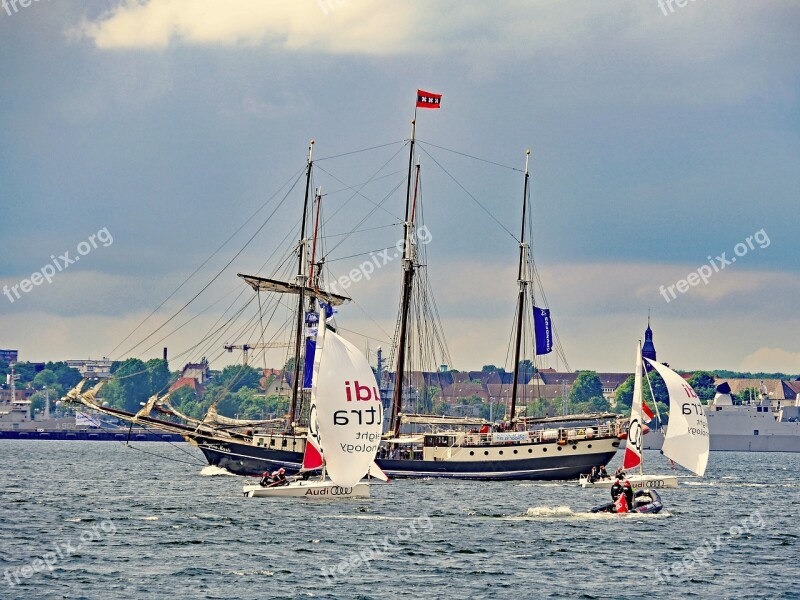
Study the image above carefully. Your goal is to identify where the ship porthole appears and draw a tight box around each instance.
[499,450,504,455]
[557,446,562,451]
[542,448,547,453]
[484,451,489,456]
[513,449,518,454]
[572,445,577,450]
[470,451,474,456]
[588,444,592,448]
[528,449,533,454]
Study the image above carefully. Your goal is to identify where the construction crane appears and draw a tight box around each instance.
[223,342,289,366]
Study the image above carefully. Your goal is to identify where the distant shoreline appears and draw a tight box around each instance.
[0,429,184,442]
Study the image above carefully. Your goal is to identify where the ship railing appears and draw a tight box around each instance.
[462,422,621,447]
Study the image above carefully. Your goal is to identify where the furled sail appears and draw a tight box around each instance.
[135,392,164,420]
[644,358,709,477]
[237,273,350,306]
[203,404,279,427]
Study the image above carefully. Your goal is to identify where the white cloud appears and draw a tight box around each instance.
[67,1,800,109]
[71,0,421,53]
[740,348,800,375]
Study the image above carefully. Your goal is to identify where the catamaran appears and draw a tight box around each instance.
[243,309,387,498]
[581,341,709,490]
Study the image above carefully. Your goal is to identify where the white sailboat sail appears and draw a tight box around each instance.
[644,358,709,477]
[623,342,645,471]
[312,312,383,487]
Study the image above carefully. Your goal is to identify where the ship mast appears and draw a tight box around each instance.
[309,187,323,288]
[390,119,418,437]
[509,150,531,428]
[289,140,314,433]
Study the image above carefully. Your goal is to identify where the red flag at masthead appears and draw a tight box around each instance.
[416,89,442,109]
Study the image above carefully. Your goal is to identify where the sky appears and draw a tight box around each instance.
[1,1,798,375]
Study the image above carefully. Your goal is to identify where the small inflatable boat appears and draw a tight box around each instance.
[590,489,663,514]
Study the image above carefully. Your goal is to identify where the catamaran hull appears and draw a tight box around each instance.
[578,474,678,489]
[196,435,619,481]
[243,481,370,498]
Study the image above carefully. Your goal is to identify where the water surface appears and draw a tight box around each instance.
[1,441,798,599]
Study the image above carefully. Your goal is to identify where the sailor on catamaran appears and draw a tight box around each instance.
[258,468,288,487]
[271,468,288,486]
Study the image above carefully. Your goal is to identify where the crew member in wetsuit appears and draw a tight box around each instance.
[259,471,273,487]
[622,480,634,508]
[272,467,287,485]
[610,478,623,501]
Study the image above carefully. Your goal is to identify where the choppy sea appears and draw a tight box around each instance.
[0,440,798,599]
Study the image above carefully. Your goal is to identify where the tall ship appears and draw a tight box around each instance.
[64,92,625,479]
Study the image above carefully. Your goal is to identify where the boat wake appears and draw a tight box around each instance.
[200,465,236,477]
[506,506,672,520]
[684,480,799,488]
[515,482,567,488]
[525,505,574,517]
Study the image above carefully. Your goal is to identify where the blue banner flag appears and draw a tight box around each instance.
[303,311,319,390]
[302,306,334,389]
[533,306,553,355]
[303,338,315,390]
